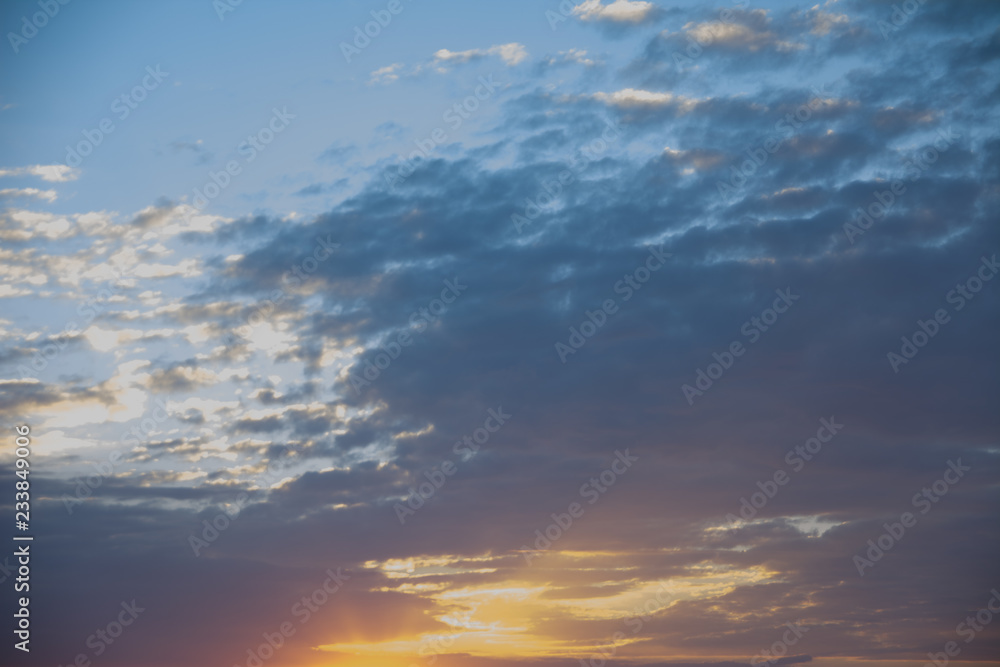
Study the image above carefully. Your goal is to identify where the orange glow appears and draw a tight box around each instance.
[309,549,782,662]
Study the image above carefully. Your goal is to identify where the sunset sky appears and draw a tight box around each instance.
[1,1,999,666]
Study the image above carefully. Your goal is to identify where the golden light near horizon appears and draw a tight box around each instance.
[318,550,784,662]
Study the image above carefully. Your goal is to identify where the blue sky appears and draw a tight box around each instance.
[3,0,657,217]
[1,1,999,666]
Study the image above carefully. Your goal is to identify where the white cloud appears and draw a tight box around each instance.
[370,63,403,85]
[681,10,803,52]
[593,88,700,112]
[0,164,79,182]
[572,0,657,24]
[433,42,528,67]
[809,6,850,35]
[0,209,75,241]
[0,187,58,202]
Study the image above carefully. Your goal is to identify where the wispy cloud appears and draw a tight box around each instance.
[0,187,58,202]
[0,164,79,182]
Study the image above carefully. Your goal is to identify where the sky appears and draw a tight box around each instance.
[0,0,999,666]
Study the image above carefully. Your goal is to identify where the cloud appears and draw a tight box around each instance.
[0,187,58,202]
[592,87,700,112]
[0,163,79,181]
[432,42,529,67]
[572,0,659,24]
[169,138,213,164]
[370,62,403,84]
[539,49,602,69]
[296,179,348,197]
[809,7,851,36]
[681,9,803,52]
